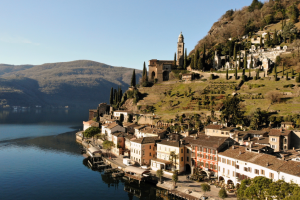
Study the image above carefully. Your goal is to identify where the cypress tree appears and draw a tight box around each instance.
[183,48,187,69]
[202,44,206,71]
[226,69,229,80]
[283,65,285,75]
[233,43,237,61]
[174,53,177,68]
[250,56,253,69]
[286,72,289,80]
[235,64,238,80]
[244,51,247,69]
[249,67,251,78]
[109,87,113,105]
[260,35,263,47]
[197,57,203,71]
[243,68,245,76]
[114,89,117,104]
[142,62,146,77]
[190,55,194,69]
[119,87,123,102]
[274,29,277,45]
[275,64,278,81]
[238,53,241,70]
[194,49,199,69]
[131,69,136,87]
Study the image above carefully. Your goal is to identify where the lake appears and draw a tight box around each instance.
[0,109,160,200]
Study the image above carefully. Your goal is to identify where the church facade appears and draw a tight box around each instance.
[148,32,185,82]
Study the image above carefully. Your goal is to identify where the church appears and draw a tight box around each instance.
[148,32,184,82]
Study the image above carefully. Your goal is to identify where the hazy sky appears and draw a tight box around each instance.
[0,0,253,69]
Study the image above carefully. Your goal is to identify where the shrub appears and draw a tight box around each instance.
[296,76,300,83]
[254,76,257,80]
[219,188,228,199]
[83,127,100,138]
[201,183,211,193]
[154,78,158,83]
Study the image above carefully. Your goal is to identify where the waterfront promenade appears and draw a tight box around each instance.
[89,138,237,200]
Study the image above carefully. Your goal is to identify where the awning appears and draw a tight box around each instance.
[125,166,150,175]
[151,158,171,164]
[88,147,101,154]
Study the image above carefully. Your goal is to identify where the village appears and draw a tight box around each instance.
[77,27,300,199]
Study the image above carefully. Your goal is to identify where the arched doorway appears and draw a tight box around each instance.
[151,71,155,80]
[227,179,233,185]
[185,164,191,174]
[163,71,169,81]
[219,176,224,181]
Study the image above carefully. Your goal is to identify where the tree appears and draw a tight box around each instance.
[201,183,211,195]
[235,64,238,80]
[83,127,100,138]
[260,35,263,47]
[156,169,164,183]
[250,55,253,68]
[219,188,228,199]
[249,67,251,78]
[283,22,297,42]
[197,57,203,71]
[131,69,136,87]
[103,140,115,158]
[244,51,247,69]
[238,53,242,69]
[127,114,133,123]
[183,48,187,69]
[248,0,263,12]
[194,49,199,69]
[119,114,124,123]
[109,87,114,105]
[226,69,229,80]
[296,72,300,83]
[169,151,178,170]
[172,170,178,187]
[221,96,244,125]
[275,64,278,81]
[287,3,299,23]
[190,55,194,69]
[174,52,177,68]
[286,72,289,80]
[233,43,237,61]
[293,39,300,58]
[266,91,281,104]
[202,44,206,71]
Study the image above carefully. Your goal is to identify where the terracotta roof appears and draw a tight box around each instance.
[125,134,135,140]
[281,122,294,125]
[158,140,181,147]
[112,132,126,137]
[123,122,139,128]
[134,125,146,130]
[205,125,222,130]
[252,137,269,144]
[219,146,286,171]
[139,127,166,135]
[83,120,99,126]
[278,161,300,176]
[184,135,231,149]
[131,137,160,144]
[105,122,121,129]
[269,129,291,136]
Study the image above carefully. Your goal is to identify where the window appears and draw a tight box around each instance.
[187,149,189,153]
[214,164,217,170]
[236,165,239,169]
[227,160,231,165]
[214,157,217,161]
[181,149,183,153]
[210,164,213,169]
[210,156,213,160]
[181,157,183,161]
[208,149,211,153]
[149,153,151,156]
[206,155,208,159]
[187,157,189,162]
[255,169,259,175]
[261,170,265,175]
[232,161,235,166]
[221,132,224,135]
[271,145,276,149]
[271,138,276,142]
[205,163,209,168]
[244,167,248,172]
[232,171,235,177]
[269,173,274,179]
[222,158,226,163]
[212,150,216,154]
[218,157,221,162]
[219,166,221,171]
[248,167,252,173]
[227,169,230,175]
[149,145,151,149]
[223,168,225,173]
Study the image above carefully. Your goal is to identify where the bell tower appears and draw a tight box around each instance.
[177,32,184,67]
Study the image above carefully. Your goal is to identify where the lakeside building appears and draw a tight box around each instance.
[134,126,167,139]
[101,122,125,141]
[269,128,291,152]
[130,137,159,166]
[204,125,235,137]
[217,145,300,186]
[82,120,99,131]
[151,139,185,173]
[185,135,237,178]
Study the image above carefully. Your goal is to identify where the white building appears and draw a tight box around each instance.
[82,120,99,131]
[101,122,125,141]
[217,145,300,186]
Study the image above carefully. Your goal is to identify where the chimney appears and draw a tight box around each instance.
[232,146,235,149]
[239,150,242,155]
[266,162,269,167]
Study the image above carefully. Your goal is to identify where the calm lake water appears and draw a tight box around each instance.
[0,109,159,200]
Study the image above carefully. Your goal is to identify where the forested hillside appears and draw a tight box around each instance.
[0,60,142,108]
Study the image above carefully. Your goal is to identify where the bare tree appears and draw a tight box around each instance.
[266,91,281,104]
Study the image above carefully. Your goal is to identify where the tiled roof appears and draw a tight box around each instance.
[131,137,159,144]
[269,129,291,136]
[112,132,126,137]
[140,127,166,135]
[205,125,222,130]
[123,122,139,128]
[278,161,300,176]
[125,134,135,140]
[184,135,230,149]
[219,146,286,171]
[252,137,269,144]
[105,122,121,129]
[281,122,294,125]
[158,140,181,147]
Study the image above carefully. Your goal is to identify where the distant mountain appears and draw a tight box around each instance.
[0,60,142,108]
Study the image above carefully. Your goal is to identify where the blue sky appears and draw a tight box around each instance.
[0,0,253,70]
